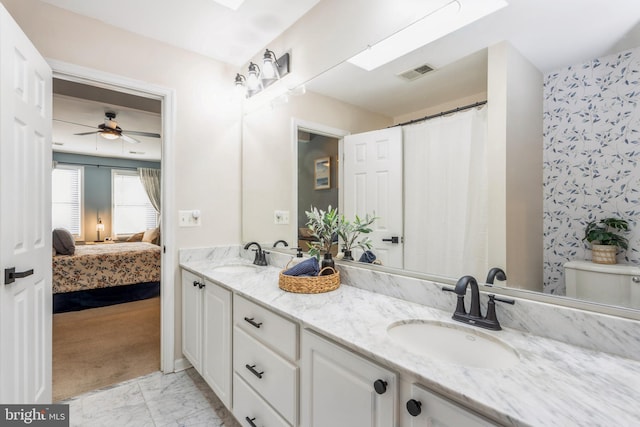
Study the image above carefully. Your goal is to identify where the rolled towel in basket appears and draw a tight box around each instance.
[283,257,320,276]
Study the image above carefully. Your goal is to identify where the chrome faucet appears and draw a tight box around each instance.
[244,242,268,266]
[485,267,507,285]
[442,275,515,330]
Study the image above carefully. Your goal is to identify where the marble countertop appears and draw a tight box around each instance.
[180,257,640,427]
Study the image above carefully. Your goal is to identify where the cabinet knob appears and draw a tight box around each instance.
[633,276,640,283]
[198,282,205,289]
[192,280,199,287]
[245,416,257,427]
[373,379,387,394]
[406,399,422,417]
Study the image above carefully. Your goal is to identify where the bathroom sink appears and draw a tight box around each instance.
[387,320,520,369]
[211,264,258,273]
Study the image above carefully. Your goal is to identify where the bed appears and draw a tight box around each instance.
[52,241,161,313]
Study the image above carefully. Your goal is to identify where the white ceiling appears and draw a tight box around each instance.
[39,0,321,66]
[306,0,640,118]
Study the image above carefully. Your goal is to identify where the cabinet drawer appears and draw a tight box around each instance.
[234,326,298,425]
[233,373,291,427]
[234,295,298,361]
[402,382,496,427]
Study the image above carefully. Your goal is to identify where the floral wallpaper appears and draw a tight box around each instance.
[543,47,640,295]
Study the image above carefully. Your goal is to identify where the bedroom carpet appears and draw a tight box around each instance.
[52,296,160,402]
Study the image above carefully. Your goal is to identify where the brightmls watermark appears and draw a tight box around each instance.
[0,405,68,426]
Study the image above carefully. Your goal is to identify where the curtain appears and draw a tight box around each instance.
[402,105,488,279]
[138,168,161,214]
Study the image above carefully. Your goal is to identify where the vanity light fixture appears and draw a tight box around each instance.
[234,49,291,98]
[347,0,508,71]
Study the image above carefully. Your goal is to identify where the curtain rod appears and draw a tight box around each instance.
[53,161,140,171]
[392,100,488,128]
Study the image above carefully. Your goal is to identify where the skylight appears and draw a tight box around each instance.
[347,0,508,71]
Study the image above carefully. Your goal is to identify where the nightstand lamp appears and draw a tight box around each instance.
[96,219,105,242]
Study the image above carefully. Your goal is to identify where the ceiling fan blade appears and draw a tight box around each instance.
[124,130,161,138]
[121,133,141,144]
[53,118,96,129]
[74,131,100,136]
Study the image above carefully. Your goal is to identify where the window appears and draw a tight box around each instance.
[112,169,158,236]
[52,164,83,238]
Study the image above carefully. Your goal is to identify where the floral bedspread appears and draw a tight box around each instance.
[52,242,161,294]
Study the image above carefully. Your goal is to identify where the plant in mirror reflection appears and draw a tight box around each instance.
[305,205,339,259]
[583,217,629,249]
[338,213,377,254]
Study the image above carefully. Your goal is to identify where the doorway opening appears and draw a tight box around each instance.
[49,65,174,401]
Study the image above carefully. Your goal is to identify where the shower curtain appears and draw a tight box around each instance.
[402,105,488,279]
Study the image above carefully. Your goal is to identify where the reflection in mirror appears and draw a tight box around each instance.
[242,0,640,316]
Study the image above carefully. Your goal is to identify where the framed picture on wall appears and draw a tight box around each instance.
[314,157,330,190]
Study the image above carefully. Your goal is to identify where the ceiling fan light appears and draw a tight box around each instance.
[100,130,119,140]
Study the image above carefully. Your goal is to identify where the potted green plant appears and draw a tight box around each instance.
[305,205,339,274]
[582,217,629,264]
[338,213,376,261]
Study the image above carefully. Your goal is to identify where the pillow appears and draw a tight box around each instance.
[126,231,144,242]
[142,227,160,245]
[52,228,75,255]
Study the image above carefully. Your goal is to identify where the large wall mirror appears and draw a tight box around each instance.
[242,0,640,318]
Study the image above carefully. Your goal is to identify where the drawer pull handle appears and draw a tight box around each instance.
[245,364,264,379]
[245,416,258,427]
[244,317,263,328]
[374,379,387,394]
[406,399,422,417]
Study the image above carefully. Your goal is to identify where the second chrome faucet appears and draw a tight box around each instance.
[443,275,515,330]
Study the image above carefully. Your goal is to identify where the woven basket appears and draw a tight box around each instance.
[591,244,617,264]
[279,266,340,294]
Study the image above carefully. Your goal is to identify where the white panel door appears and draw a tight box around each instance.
[343,127,403,267]
[202,279,232,408]
[0,3,52,404]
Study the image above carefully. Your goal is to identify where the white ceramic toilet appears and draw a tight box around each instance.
[564,260,640,309]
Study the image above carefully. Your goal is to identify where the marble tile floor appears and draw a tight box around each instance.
[60,368,242,427]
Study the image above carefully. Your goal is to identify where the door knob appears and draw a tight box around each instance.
[382,236,400,244]
[4,267,34,285]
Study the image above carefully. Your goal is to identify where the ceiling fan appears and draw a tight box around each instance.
[73,111,161,144]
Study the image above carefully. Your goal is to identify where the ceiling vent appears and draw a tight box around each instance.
[397,64,435,82]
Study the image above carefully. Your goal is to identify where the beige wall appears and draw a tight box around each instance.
[487,41,543,291]
[1,0,242,363]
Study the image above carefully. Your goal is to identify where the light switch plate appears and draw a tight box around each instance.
[274,210,290,225]
[179,210,201,227]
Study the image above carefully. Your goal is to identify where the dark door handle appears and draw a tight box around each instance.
[382,236,400,244]
[245,417,257,427]
[4,267,34,285]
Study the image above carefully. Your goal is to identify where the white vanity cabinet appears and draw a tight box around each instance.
[232,295,299,427]
[181,269,233,407]
[301,329,398,427]
[400,380,497,427]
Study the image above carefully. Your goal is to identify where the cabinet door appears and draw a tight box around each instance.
[181,269,202,371]
[401,381,497,427]
[301,329,397,427]
[202,279,233,408]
